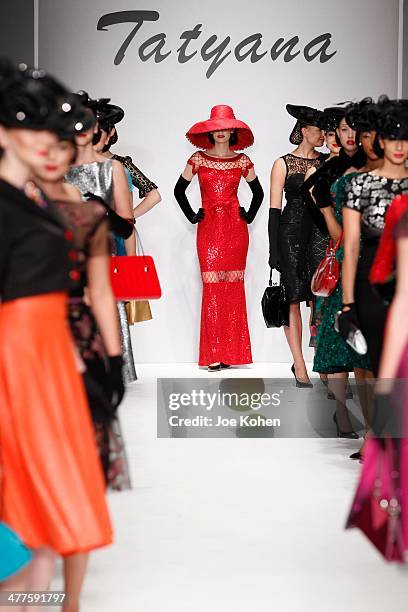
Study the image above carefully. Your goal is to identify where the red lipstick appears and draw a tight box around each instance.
[45,164,58,171]
[347,139,355,145]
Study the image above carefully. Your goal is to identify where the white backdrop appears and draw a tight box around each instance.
[39,0,399,363]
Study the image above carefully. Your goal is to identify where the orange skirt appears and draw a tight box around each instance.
[0,293,113,555]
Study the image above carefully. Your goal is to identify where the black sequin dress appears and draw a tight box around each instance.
[278,153,327,303]
[344,172,408,375]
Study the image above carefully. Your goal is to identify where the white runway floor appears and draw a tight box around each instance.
[56,364,408,611]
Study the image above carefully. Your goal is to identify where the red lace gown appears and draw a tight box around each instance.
[188,151,254,366]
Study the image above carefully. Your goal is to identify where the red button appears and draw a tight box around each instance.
[68,250,77,261]
[69,270,80,281]
[64,229,74,241]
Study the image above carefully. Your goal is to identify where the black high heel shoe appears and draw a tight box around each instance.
[220,363,231,369]
[332,414,359,439]
[291,364,313,388]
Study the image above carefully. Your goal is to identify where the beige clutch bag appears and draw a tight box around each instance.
[125,300,153,324]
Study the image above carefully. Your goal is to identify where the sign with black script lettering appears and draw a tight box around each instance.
[97,10,337,79]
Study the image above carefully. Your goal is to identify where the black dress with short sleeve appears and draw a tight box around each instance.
[46,195,131,491]
[344,172,408,374]
[0,178,70,301]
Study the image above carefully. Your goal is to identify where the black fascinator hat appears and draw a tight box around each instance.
[94,98,125,150]
[318,107,345,132]
[76,90,99,114]
[374,95,408,140]
[95,98,124,130]
[0,58,94,140]
[286,104,323,145]
[77,93,124,128]
[77,92,124,147]
[97,98,124,149]
[345,98,377,132]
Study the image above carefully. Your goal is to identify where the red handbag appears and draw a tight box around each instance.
[311,232,342,297]
[110,232,162,301]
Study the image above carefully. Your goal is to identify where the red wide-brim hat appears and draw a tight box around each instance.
[186,105,254,151]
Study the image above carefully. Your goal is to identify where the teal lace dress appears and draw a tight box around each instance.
[313,173,371,373]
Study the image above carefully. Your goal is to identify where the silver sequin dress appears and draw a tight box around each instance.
[65,160,137,383]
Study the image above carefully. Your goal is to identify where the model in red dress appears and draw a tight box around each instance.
[174,105,264,369]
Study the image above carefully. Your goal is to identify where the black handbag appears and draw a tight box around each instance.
[261,270,289,328]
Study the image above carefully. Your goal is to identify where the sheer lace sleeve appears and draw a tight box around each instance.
[241,154,254,178]
[112,155,157,199]
[88,218,110,257]
[344,172,370,213]
[187,151,202,175]
[51,198,107,253]
[47,198,107,294]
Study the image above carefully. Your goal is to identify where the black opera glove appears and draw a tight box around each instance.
[336,303,359,338]
[192,208,205,223]
[107,355,125,410]
[239,207,250,222]
[301,172,316,197]
[312,176,333,209]
[84,191,108,208]
[301,174,329,236]
[174,175,205,224]
[84,192,134,239]
[268,208,281,270]
[335,303,368,355]
[238,176,264,224]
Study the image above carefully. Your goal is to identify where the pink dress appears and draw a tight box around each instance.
[346,346,408,561]
[346,202,408,562]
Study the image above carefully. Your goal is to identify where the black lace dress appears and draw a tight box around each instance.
[47,195,131,491]
[278,153,327,303]
[344,172,408,375]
